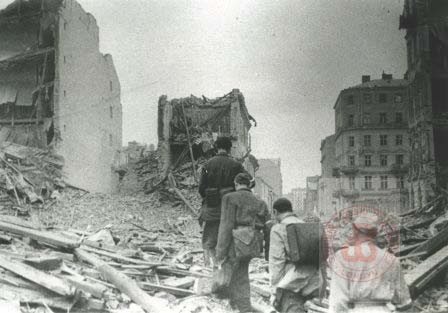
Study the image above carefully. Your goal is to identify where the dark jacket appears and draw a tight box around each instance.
[215,188,264,262]
[199,152,245,221]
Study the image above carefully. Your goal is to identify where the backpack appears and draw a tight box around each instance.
[286,222,327,266]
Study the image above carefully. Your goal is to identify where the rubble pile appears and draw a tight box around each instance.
[0,142,65,213]
[0,204,274,313]
[397,191,448,312]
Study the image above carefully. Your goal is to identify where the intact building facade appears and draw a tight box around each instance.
[0,0,122,193]
[333,74,410,213]
[400,0,448,208]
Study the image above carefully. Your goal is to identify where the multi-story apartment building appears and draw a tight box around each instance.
[0,0,122,193]
[333,74,410,213]
[256,158,283,197]
[400,0,448,208]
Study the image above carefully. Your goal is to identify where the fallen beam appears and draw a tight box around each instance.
[405,245,448,297]
[0,221,79,250]
[411,225,448,257]
[0,255,74,296]
[156,266,211,278]
[170,186,199,217]
[139,282,194,297]
[79,245,163,267]
[75,248,167,313]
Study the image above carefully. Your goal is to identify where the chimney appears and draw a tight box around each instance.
[362,75,371,83]
[382,72,393,80]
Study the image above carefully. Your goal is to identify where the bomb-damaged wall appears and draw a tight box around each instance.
[158,89,255,175]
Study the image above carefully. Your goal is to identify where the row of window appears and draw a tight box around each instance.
[347,112,404,126]
[348,154,404,167]
[346,93,403,105]
[348,134,404,147]
[348,176,405,190]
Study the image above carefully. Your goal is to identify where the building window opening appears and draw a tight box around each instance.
[349,177,356,190]
[396,154,404,165]
[348,114,354,127]
[109,134,113,146]
[396,134,403,146]
[363,135,371,146]
[110,106,113,119]
[395,112,403,123]
[380,134,388,146]
[364,155,372,167]
[380,154,388,166]
[364,176,372,190]
[379,93,388,103]
[348,155,355,166]
[379,112,387,124]
[397,176,405,189]
[380,176,388,190]
[348,136,355,147]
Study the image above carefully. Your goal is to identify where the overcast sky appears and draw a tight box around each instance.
[1,0,407,193]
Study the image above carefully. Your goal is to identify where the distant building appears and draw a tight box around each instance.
[400,0,448,208]
[254,158,282,211]
[305,175,319,215]
[256,158,282,196]
[0,0,122,193]
[291,187,306,214]
[332,74,410,213]
[254,176,277,212]
[318,135,337,217]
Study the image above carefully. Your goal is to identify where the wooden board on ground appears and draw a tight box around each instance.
[0,255,75,296]
[405,245,448,297]
[411,225,448,257]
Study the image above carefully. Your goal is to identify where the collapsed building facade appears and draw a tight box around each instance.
[400,0,448,209]
[157,89,257,176]
[0,0,122,193]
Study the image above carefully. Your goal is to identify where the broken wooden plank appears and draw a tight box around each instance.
[139,244,176,254]
[163,276,195,289]
[0,284,74,311]
[156,266,211,278]
[75,248,167,313]
[139,282,194,297]
[0,221,79,250]
[405,245,448,297]
[411,225,448,257]
[79,245,163,267]
[64,275,108,299]
[0,255,75,296]
[170,186,199,217]
[0,215,38,229]
[393,243,423,256]
[24,256,62,271]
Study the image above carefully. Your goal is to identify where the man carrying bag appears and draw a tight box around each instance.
[214,173,262,312]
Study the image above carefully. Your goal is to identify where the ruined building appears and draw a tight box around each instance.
[400,0,448,208]
[331,74,410,213]
[254,158,282,210]
[318,134,337,217]
[157,89,257,176]
[0,0,122,193]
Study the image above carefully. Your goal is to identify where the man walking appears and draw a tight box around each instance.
[215,173,263,312]
[198,136,246,267]
[329,212,412,313]
[269,198,322,313]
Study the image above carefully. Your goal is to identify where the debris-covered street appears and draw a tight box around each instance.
[1,0,448,312]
